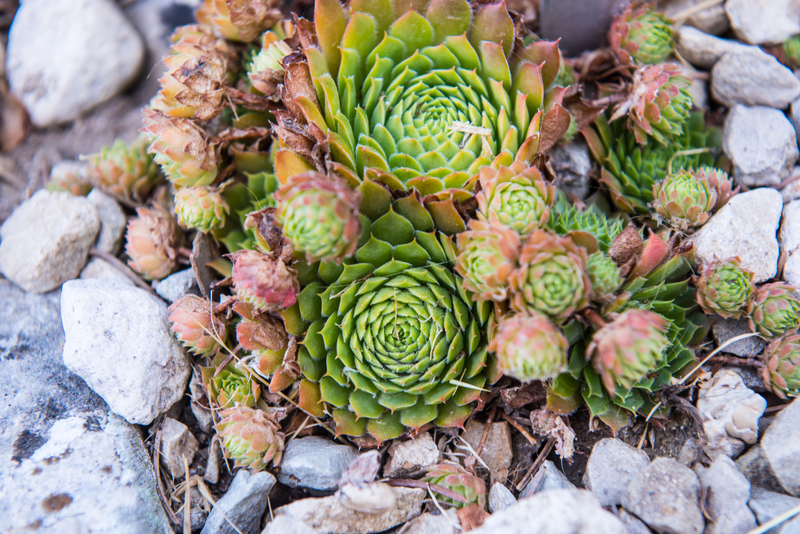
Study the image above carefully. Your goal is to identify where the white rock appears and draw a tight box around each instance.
[277,436,359,493]
[87,189,126,255]
[464,420,513,483]
[618,509,651,534]
[277,487,425,534]
[80,257,134,286]
[470,489,627,534]
[489,483,517,513]
[6,0,145,126]
[735,445,786,494]
[520,460,575,498]
[748,487,800,534]
[0,190,99,293]
[621,458,704,534]
[675,26,753,70]
[61,279,191,425]
[761,398,800,496]
[697,370,767,459]
[691,188,783,283]
[384,432,441,478]
[154,268,200,303]
[159,417,199,479]
[781,200,800,286]
[725,0,800,45]
[50,159,91,184]
[782,178,800,204]
[0,40,4,79]
[711,48,800,108]
[661,0,729,35]
[695,456,757,534]
[402,511,459,534]
[338,483,396,513]
[201,470,276,534]
[583,438,650,507]
[262,515,320,534]
[723,105,799,187]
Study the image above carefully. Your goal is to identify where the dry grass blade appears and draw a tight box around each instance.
[386,479,469,504]
[516,436,555,491]
[747,502,800,534]
[183,457,191,534]
[455,435,490,472]
[498,411,537,446]
[152,420,181,526]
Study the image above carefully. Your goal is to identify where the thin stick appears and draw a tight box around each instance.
[153,421,181,525]
[183,457,191,534]
[672,0,724,26]
[498,411,537,446]
[474,407,497,457]
[426,486,463,531]
[89,248,157,294]
[516,437,555,491]
[747,502,800,534]
[387,479,469,503]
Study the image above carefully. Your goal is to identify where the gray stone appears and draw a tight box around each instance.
[402,511,459,534]
[550,141,592,200]
[736,445,785,494]
[712,48,800,108]
[726,0,800,45]
[0,281,171,534]
[791,102,800,147]
[489,483,517,513]
[618,509,652,534]
[87,189,126,255]
[691,188,783,283]
[675,26,754,70]
[154,268,201,303]
[749,487,800,534]
[80,257,134,286]
[463,420,513,484]
[761,398,800,496]
[695,456,757,534]
[471,489,627,534]
[0,190,100,293]
[712,318,767,358]
[621,458,704,534]
[723,106,799,187]
[159,417,199,479]
[6,0,145,127]
[781,200,800,286]
[262,516,320,534]
[782,172,800,203]
[538,0,629,56]
[277,487,425,534]
[583,438,650,507]
[201,469,276,534]
[61,279,191,425]
[189,487,209,532]
[277,436,359,493]
[384,432,441,478]
[204,439,223,485]
[520,460,575,499]
[697,370,766,459]
[337,482,397,514]
[661,0,729,35]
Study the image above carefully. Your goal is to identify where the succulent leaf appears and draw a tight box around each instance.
[169,295,228,356]
[747,282,800,339]
[215,406,285,470]
[125,206,184,281]
[694,258,754,319]
[609,4,674,65]
[455,219,520,301]
[423,462,486,509]
[489,311,568,381]
[175,185,230,232]
[762,334,800,398]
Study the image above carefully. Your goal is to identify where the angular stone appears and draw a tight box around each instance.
[261,515,320,534]
[384,432,441,478]
[401,511,459,534]
[723,106,799,188]
[538,0,629,56]
[711,48,800,108]
[748,487,800,534]
[675,26,753,70]
[761,399,800,496]
[736,445,785,494]
[780,200,800,287]
[61,279,191,425]
[712,318,767,358]
[661,0,729,35]
[489,483,516,513]
[0,190,99,293]
[277,487,424,534]
[550,141,592,200]
[6,0,145,126]
[622,458,704,534]
[583,438,650,507]
[87,189,126,255]
[695,456,757,534]
[277,436,359,493]
[470,489,627,534]
[463,420,513,483]
[618,509,651,534]
[80,257,134,286]
[159,417,199,479]
[691,188,783,283]
[726,0,800,45]
[201,470,276,534]
[154,268,201,303]
[520,460,575,499]
[698,370,766,459]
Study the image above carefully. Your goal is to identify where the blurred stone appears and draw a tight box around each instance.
[550,141,592,200]
[748,487,800,534]
[159,417,199,479]
[87,189,126,255]
[761,399,800,496]
[780,200,800,287]
[80,257,134,286]
[489,483,516,513]
[736,445,785,494]
[154,268,200,303]
[463,420,513,484]
[539,0,630,56]
[726,0,800,45]
[520,461,575,499]
[712,318,767,358]
[695,456,757,534]
[675,26,752,70]
[660,0,729,35]
[712,48,800,108]
[384,433,441,478]
[583,438,650,507]
[277,436,359,493]
[201,470,276,534]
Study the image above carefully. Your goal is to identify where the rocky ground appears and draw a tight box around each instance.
[3,0,800,533]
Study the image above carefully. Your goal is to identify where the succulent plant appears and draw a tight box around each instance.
[747,283,800,339]
[762,334,800,398]
[454,219,520,301]
[475,161,556,234]
[696,165,738,211]
[141,108,218,188]
[548,201,623,253]
[169,295,228,355]
[587,251,623,302]
[196,0,282,42]
[47,170,92,197]
[230,249,300,311]
[270,0,571,233]
[233,301,291,384]
[292,187,498,443]
[423,462,486,509]
[610,63,692,146]
[694,258,754,319]
[201,354,262,408]
[488,311,568,382]
[509,230,591,323]
[125,206,184,280]
[783,36,800,69]
[87,137,160,202]
[175,185,230,232]
[151,25,229,121]
[584,112,718,215]
[652,168,716,230]
[248,32,293,97]
[215,406,285,470]
[609,4,674,65]
[274,172,363,264]
[588,308,670,395]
